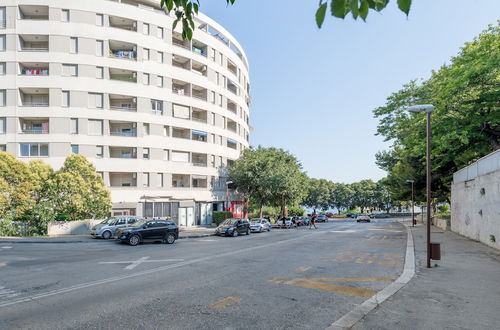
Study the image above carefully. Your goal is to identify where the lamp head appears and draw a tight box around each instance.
[406,180,415,183]
[407,104,434,113]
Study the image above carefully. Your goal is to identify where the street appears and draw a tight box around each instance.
[0,220,407,330]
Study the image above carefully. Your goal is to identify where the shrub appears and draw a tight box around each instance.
[213,211,233,225]
[0,220,23,237]
[288,206,305,216]
[55,213,70,221]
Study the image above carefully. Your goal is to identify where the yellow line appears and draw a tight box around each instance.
[210,296,241,309]
[283,278,377,298]
[295,266,311,272]
[312,277,393,282]
[367,243,399,248]
[320,258,332,262]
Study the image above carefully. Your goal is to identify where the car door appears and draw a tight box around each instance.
[141,221,157,240]
[114,217,127,234]
[153,221,168,239]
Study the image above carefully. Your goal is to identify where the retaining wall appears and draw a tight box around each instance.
[47,220,102,236]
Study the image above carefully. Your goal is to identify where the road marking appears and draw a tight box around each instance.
[330,230,357,233]
[269,277,392,298]
[355,253,379,264]
[367,243,399,248]
[380,254,401,266]
[0,231,322,309]
[0,287,19,299]
[197,239,216,242]
[210,296,241,309]
[320,258,332,262]
[295,266,311,272]
[1,246,12,249]
[99,257,184,270]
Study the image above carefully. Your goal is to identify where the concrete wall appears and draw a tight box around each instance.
[47,220,101,236]
[451,150,500,250]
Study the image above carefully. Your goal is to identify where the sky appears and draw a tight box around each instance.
[199,1,500,183]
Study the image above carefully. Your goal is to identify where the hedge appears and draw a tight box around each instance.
[213,211,233,225]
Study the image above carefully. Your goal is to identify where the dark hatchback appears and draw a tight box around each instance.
[215,218,250,237]
[119,219,179,246]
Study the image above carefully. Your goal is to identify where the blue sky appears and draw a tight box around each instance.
[200,1,500,183]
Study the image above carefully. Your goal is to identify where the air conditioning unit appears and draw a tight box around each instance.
[132,97,137,103]
[132,173,137,179]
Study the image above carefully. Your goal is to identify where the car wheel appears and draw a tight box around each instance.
[128,235,140,246]
[164,233,176,244]
[102,231,112,240]
[246,229,250,235]
[232,230,238,237]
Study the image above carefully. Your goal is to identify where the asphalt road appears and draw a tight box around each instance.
[0,220,407,330]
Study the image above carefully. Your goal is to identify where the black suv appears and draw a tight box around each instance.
[119,219,179,246]
[215,218,250,237]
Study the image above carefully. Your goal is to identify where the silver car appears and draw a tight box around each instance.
[91,216,142,239]
[250,218,271,232]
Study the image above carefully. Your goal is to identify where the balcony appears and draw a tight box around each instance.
[172,31,190,49]
[192,153,208,167]
[109,40,137,60]
[109,15,137,31]
[109,68,137,83]
[192,175,208,188]
[20,88,49,107]
[192,39,207,57]
[172,127,190,140]
[19,63,49,76]
[227,119,237,133]
[227,99,237,114]
[227,60,237,76]
[20,118,49,134]
[192,60,207,76]
[110,172,137,187]
[19,5,49,20]
[227,79,238,95]
[19,35,49,52]
[192,130,207,142]
[172,80,191,96]
[172,174,190,188]
[110,121,137,137]
[227,139,237,150]
[110,147,137,159]
[109,94,137,112]
[172,54,190,70]
[192,108,208,124]
[192,85,207,101]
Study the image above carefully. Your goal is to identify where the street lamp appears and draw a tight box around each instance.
[407,104,434,268]
[406,180,415,227]
[225,180,234,212]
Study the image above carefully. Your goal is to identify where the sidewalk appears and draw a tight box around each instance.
[354,223,500,330]
[0,226,215,243]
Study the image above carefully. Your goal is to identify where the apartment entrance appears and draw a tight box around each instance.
[179,207,194,227]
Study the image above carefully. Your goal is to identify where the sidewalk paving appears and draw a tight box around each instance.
[0,226,215,243]
[354,223,500,330]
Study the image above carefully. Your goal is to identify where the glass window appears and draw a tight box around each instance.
[70,118,78,134]
[88,93,103,109]
[143,48,149,60]
[143,73,149,85]
[163,149,169,161]
[151,99,163,115]
[157,27,164,39]
[96,40,104,56]
[96,145,103,158]
[143,23,149,35]
[143,148,149,159]
[163,126,169,137]
[71,145,79,154]
[62,9,70,22]
[0,145,6,152]
[0,62,6,75]
[62,91,70,107]
[20,143,48,157]
[88,119,103,135]
[0,117,5,134]
[157,51,163,63]
[96,66,104,79]
[62,64,77,76]
[0,35,5,52]
[143,173,150,187]
[143,123,149,135]
[70,37,78,53]
[96,14,104,26]
[0,90,6,107]
[157,76,163,88]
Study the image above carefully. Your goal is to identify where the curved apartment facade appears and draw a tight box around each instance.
[0,0,251,225]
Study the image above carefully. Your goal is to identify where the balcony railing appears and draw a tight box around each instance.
[192,117,207,123]
[227,84,238,95]
[110,130,137,137]
[110,105,136,111]
[0,20,6,29]
[192,92,207,101]
[22,128,49,134]
[172,88,190,96]
[20,46,49,52]
[172,38,189,49]
[21,69,49,76]
[192,161,207,167]
[109,50,136,60]
[110,74,136,83]
[22,101,49,107]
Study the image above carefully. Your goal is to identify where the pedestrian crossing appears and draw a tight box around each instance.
[0,286,19,300]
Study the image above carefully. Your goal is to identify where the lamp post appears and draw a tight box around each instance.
[225,180,233,212]
[406,180,415,227]
[407,104,434,268]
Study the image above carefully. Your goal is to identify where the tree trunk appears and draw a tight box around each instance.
[259,200,264,218]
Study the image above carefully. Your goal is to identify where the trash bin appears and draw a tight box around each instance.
[430,242,441,260]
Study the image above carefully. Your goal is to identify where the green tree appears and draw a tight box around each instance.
[303,178,331,213]
[159,0,412,40]
[329,182,354,213]
[350,179,377,213]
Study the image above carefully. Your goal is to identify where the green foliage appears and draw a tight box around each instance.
[303,178,331,212]
[0,220,23,237]
[213,211,233,225]
[374,23,500,203]
[287,206,305,216]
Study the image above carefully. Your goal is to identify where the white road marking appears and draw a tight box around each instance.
[0,287,19,299]
[0,231,321,309]
[1,246,12,249]
[330,230,358,233]
[197,239,216,242]
[98,257,184,270]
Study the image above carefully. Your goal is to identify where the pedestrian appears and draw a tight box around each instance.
[310,213,317,229]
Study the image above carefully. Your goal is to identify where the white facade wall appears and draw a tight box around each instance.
[0,0,251,219]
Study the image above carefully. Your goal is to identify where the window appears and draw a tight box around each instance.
[0,90,5,106]
[158,173,164,187]
[70,118,78,134]
[0,117,5,134]
[171,151,189,162]
[62,64,78,76]
[96,40,103,56]
[143,123,150,135]
[62,91,70,107]
[173,104,190,119]
[163,126,169,137]
[151,99,163,115]
[143,173,150,187]
[96,145,104,158]
[20,143,48,157]
[143,147,150,159]
[163,149,169,161]
[0,62,5,75]
[143,23,149,35]
[143,73,149,85]
[71,145,79,154]
[218,94,222,106]
[0,35,5,52]
[143,48,150,61]
[157,51,163,63]
[211,155,215,167]
[210,48,215,61]
[96,66,104,79]
[88,93,103,109]
[157,27,164,39]
[0,145,6,152]
[88,119,103,135]
[157,76,163,88]
[70,37,78,53]
[62,9,70,22]
[211,91,215,104]
[216,72,220,85]
[96,14,104,26]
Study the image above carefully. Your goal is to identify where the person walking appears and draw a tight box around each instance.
[310,213,317,229]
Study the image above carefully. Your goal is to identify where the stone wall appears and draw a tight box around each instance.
[47,220,102,236]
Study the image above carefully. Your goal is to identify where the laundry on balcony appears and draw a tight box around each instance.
[22,69,49,76]
[110,50,136,59]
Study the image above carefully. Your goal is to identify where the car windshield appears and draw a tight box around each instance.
[221,219,237,226]
[250,219,261,223]
[100,218,114,225]
[129,220,147,228]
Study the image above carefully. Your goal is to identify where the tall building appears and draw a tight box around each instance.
[0,1,251,226]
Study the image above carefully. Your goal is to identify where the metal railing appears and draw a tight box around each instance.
[109,50,136,60]
[20,70,49,76]
[22,101,49,107]
[192,117,208,123]
[110,24,137,32]
[110,105,136,111]
[172,88,190,96]
[192,93,207,101]
[192,161,208,167]
[172,38,190,49]
[20,46,49,52]
[110,130,137,137]
[110,74,136,83]
[22,129,49,134]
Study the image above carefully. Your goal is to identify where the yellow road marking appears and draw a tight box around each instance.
[210,296,241,309]
[355,253,379,264]
[380,254,401,266]
[367,243,399,248]
[320,258,332,262]
[295,266,311,272]
[268,277,393,298]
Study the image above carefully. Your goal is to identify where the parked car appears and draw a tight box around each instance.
[293,216,305,226]
[356,215,371,223]
[215,218,250,237]
[91,216,142,239]
[302,216,311,225]
[273,217,296,228]
[370,213,391,218]
[118,219,179,246]
[250,218,271,232]
[326,212,334,218]
[316,215,328,222]
[346,213,358,218]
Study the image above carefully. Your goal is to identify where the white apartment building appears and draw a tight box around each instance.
[0,0,251,226]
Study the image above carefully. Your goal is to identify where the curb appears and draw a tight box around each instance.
[326,224,416,330]
[0,233,216,243]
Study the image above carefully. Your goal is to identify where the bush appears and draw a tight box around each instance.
[213,211,233,225]
[0,220,23,237]
[288,206,305,216]
[55,213,70,221]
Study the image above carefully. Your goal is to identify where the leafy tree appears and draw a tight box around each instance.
[329,183,354,213]
[159,0,412,40]
[303,178,331,213]
[287,206,306,216]
[350,179,377,213]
